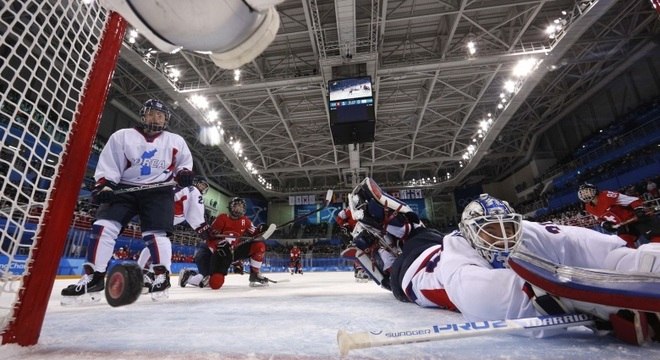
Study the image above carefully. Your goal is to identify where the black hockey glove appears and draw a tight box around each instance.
[339,226,351,237]
[176,169,194,187]
[195,223,212,241]
[212,242,234,275]
[92,179,118,204]
[601,221,616,233]
[404,211,421,225]
[633,207,648,219]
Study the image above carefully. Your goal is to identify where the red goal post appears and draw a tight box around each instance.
[0,2,126,345]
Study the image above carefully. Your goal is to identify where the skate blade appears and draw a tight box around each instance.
[150,288,170,301]
[249,282,269,288]
[60,292,103,306]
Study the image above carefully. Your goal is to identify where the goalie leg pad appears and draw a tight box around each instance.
[609,310,650,345]
[105,263,143,307]
[638,243,660,272]
[354,250,389,289]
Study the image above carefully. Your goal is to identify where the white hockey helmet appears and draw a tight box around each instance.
[577,183,598,203]
[193,176,209,195]
[458,194,523,268]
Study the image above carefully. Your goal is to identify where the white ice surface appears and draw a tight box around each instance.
[2,272,659,359]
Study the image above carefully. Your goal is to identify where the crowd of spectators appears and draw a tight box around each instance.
[512,100,660,216]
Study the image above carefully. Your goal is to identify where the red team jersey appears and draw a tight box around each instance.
[209,213,256,250]
[585,191,643,225]
[290,247,301,261]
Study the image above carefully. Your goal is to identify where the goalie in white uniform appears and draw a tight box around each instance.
[348,179,660,344]
[61,99,194,301]
[439,194,660,344]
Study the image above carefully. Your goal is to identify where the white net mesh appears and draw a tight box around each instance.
[0,0,111,335]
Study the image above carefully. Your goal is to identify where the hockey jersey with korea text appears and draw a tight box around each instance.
[95,127,193,186]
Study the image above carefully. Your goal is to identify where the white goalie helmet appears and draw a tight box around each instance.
[458,194,523,269]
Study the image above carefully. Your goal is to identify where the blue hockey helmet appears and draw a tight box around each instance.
[139,99,171,132]
[458,194,523,269]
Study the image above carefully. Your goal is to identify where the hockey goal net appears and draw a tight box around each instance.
[0,1,125,345]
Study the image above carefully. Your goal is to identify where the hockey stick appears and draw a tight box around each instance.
[275,189,334,228]
[114,181,177,194]
[214,223,277,244]
[612,216,638,229]
[336,313,594,356]
[266,277,290,284]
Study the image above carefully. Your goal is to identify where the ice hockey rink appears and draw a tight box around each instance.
[3,272,659,360]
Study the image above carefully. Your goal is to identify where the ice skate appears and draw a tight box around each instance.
[150,265,171,301]
[199,275,210,288]
[142,269,154,294]
[179,268,196,287]
[355,269,370,283]
[249,271,270,287]
[232,261,245,275]
[61,264,105,305]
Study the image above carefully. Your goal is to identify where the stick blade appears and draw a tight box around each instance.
[337,329,371,356]
[267,278,290,284]
[261,223,276,239]
[337,329,353,356]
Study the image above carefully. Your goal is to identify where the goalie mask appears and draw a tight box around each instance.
[577,183,598,203]
[140,99,171,133]
[228,197,246,218]
[458,194,523,269]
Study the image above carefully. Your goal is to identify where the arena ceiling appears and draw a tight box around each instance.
[105,0,660,204]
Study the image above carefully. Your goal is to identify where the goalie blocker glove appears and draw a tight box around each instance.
[92,179,118,204]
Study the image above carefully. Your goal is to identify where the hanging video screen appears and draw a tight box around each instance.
[328,76,375,124]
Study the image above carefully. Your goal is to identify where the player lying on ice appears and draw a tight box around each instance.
[344,177,660,345]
